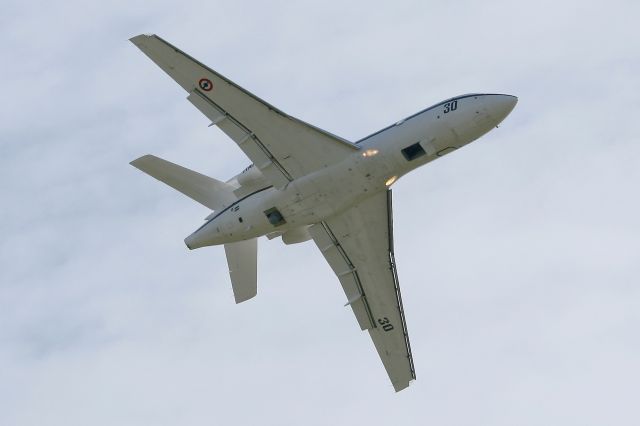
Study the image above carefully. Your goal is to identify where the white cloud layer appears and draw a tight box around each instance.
[1,1,639,425]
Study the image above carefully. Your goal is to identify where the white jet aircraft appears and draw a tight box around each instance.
[130,34,517,392]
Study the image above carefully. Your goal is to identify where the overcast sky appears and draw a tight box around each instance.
[2,1,639,425]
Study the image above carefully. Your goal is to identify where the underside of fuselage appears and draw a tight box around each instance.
[183,92,517,249]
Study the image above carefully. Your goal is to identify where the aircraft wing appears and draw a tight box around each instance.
[308,190,415,391]
[130,34,358,189]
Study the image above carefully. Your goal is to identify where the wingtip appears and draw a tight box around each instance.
[234,292,257,304]
[129,154,153,167]
[392,379,413,392]
[129,33,156,45]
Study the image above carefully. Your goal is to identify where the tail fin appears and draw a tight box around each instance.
[224,238,258,303]
[130,155,236,211]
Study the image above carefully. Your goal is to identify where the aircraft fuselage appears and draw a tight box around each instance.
[185,93,517,249]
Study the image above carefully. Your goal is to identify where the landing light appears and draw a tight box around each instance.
[385,176,398,187]
[362,149,379,157]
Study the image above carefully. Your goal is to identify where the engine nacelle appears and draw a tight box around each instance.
[234,164,267,187]
[281,226,312,245]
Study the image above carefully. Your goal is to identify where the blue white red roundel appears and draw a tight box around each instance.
[199,78,213,91]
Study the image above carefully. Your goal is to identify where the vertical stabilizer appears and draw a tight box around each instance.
[224,238,258,303]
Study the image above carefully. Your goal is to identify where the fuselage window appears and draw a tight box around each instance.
[264,207,286,226]
[401,142,426,161]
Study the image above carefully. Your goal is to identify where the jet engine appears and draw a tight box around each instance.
[227,164,268,190]
[281,226,312,245]
[236,164,266,186]
[226,164,269,195]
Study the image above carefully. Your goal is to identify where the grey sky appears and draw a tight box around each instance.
[1,0,639,425]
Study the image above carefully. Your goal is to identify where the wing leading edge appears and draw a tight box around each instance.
[309,190,415,391]
[130,34,358,189]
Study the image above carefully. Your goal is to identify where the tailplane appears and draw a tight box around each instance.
[130,155,236,211]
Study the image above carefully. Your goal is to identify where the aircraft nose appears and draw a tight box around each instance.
[486,94,518,123]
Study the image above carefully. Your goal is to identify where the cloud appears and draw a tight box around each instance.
[1,0,639,425]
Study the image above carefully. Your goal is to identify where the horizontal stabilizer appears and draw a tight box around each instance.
[130,155,236,211]
[224,238,258,303]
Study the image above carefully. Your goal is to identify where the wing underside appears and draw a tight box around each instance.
[130,34,359,189]
[309,190,415,391]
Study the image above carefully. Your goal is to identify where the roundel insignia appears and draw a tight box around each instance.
[198,78,213,91]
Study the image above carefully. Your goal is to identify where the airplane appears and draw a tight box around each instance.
[129,34,517,392]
